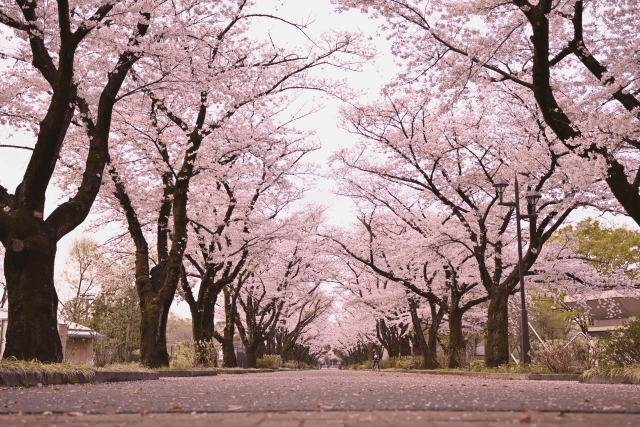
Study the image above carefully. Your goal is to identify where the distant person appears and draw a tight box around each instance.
[372,354,380,371]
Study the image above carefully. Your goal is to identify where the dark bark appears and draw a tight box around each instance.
[182,235,248,365]
[0,5,149,362]
[447,308,465,368]
[517,0,640,225]
[375,318,409,358]
[138,268,172,367]
[182,272,219,364]
[234,286,281,369]
[244,342,258,369]
[213,286,239,368]
[276,299,327,360]
[408,298,439,369]
[2,225,62,361]
[443,266,489,368]
[484,288,511,367]
[110,86,210,368]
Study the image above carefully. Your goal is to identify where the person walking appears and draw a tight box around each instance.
[372,353,380,371]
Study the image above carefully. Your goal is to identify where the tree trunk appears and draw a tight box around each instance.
[400,335,412,356]
[245,342,258,368]
[376,319,402,357]
[139,290,172,368]
[222,338,237,367]
[256,342,266,359]
[448,308,465,368]
[484,289,510,367]
[190,287,217,365]
[214,286,237,368]
[2,228,62,362]
[408,299,438,369]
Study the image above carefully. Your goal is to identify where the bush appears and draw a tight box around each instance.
[194,340,219,368]
[283,360,298,369]
[380,356,422,370]
[360,360,373,370]
[595,318,640,366]
[571,340,596,370]
[170,341,197,369]
[256,355,282,369]
[534,343,574,373]
[582,364,640,383]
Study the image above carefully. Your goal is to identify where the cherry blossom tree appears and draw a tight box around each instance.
[177,101,319,365]
[234,219,329,368]
[333,0,640,226]
[331,87,607,366]
[328,207,492,367]
[266,293,332,362]
[0,0,157,361]
[88,1,365,366]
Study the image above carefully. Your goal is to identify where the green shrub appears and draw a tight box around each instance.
[465,359,550,374]
[380,358,395,369]
[582,364,640,383]
[595,318,640,366]
[379,356,422,370]
[534,343,574,373]
[256,354,282,369]
[170,341,197,369]
[571,340,596,370]
[283,360,298,369]
[194,340,219,368]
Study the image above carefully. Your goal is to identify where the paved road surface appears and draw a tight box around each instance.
[1,369,639,426]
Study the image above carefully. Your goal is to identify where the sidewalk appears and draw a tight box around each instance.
[2,411,640,427]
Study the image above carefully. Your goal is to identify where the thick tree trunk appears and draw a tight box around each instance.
[400,335,412,356]
[2,228,62,362]
[484,289,510,367]
[214,286,237,368]
[408,300,438,369]
[448,308,465,368]
[190,289,217,365]
[221,337,237,367]
[139,292,172,368]
[376,319,403,358]
[245,342,258,368]
[256,342,266,359]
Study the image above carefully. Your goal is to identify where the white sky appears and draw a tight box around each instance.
[1,0,637,318]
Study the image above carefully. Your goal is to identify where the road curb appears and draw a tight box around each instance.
[395,370,581,381]
[580,375,640,385]
[157,368,286,377]
[0,370,159,387]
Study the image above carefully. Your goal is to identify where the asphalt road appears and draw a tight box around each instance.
[1,369,640,425]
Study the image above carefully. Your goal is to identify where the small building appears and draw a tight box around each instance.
[59,322,99,364]
[565,292,640,337]
[0,308,98,364]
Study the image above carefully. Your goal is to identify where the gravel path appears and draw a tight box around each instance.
[1,369,639,414]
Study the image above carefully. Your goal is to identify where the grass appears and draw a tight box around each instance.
[462,362,559,374]
[156,365,242,371]
[0,359,153,385]
[582,365,640,384]
[0,358,96,383]
[94,362,154,372]
[345,361,573,374]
